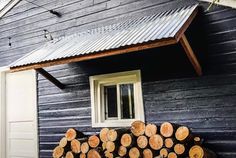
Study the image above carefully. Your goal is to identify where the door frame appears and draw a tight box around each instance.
[0,66,9,158]
[0,67,38,158]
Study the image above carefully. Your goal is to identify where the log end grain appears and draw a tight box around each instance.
[59,137,68,148]
[118,146,127,157]
[106,141,115,152]
[164,138,174,149]
[168,152,177,158]
[88,135,100,148]
[71,139,81,154]
[65,128,77,141]
[80,153,86,158]
[160,122,174,138]
[99,128,109,143]
[174,144,185,155]
[137,135,148,149]
[129,147,140,158]
[149,134,164,150]
[121,133,132,147]
[87,149,101,158]
[160,148,169,158]
[189,145,204,158]
[131,120,145,137]
[65,151,74,158]
[143,148,153,158]
[145,123,157,137]
[175,126,190,141]
[52,146,64,158]
[81,142,89,154]
[107,129,117,142]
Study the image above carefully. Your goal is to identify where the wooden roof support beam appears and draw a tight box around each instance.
[179,34,202,76]
[36,68,65,89]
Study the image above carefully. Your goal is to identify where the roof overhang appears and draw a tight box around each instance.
[9,4,202,89]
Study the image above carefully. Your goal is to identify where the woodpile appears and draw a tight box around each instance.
[53,121,216,158]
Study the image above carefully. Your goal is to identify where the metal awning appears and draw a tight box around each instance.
[9,4,202,89]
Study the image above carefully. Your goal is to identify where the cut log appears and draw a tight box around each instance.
[175,126,190,142]
[189,145,217,158]
[143,148,153,158]
[59,137,68,148]
[87,149,102,158]
[149,134,163,150]
[65,151,75,158]
[145,123,157,137]
[160,148,169,158]
[174,144,185,155]
[104,151,114,158]
[106,141,116,152]
[81,142,90,154]
[137,135,148,149]
[164,138,174,149]
[88,135,100,148]
[100,128,109,143]
[65,128,85,141]
[80,153,86,158]
[194,137,203,145]
[107,128,129,142]
[167,152,177,158]
[121,133,134,147]
[71,139,81,154]
[102,142,107,150]
[160,122,174,138]
[118,146,127,157]
[131,120,145,137]
[53,146,64,158]
[107,129,118,142]
[129,147,140,158]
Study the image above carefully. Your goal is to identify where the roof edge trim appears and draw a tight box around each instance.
[0,0,21,18]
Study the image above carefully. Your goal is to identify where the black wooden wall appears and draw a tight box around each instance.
[0,0,236,158]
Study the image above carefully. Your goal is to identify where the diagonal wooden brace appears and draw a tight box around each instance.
[179,34,202,76]
[35,68,65,89]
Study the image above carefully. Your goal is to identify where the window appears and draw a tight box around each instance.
[90,70,144,127]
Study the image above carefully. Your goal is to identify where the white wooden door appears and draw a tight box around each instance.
[5,70,38,158]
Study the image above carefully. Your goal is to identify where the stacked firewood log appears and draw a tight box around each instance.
[52,121,216,158]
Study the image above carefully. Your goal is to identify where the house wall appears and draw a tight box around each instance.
[0,0,236,158]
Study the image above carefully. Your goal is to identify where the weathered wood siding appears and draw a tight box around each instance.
[0,0,236,158]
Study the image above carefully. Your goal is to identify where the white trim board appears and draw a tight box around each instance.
[0,0,21,18]
[200,0,236,9]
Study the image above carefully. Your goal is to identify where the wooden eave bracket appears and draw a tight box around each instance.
[179,34,202,76]
[35,68,65,89]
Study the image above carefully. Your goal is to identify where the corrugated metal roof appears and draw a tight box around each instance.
[10,4,198,68]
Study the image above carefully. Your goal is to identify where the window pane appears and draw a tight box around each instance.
[104,85,118,119]
[120,84,135,119]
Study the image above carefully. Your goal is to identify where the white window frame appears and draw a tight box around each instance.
[90,70,144,127]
